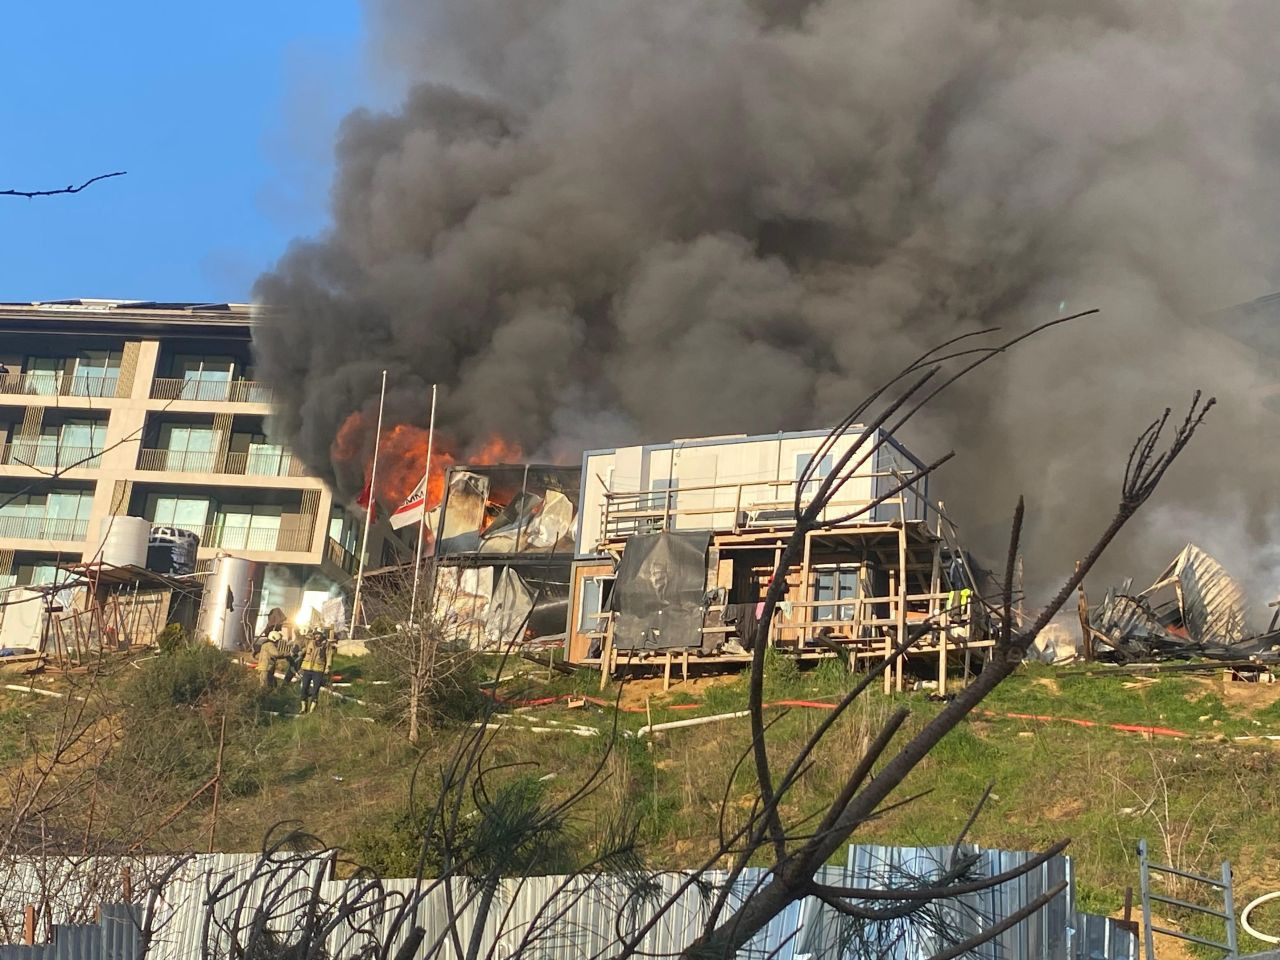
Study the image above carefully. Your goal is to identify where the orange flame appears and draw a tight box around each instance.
[332,412,525,510]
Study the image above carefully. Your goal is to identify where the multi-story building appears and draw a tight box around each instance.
[0,299,404,627]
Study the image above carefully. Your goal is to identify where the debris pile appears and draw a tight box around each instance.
[1088,544,1280,665]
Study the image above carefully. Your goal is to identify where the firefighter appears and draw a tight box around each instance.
[298,630,334,713]
[256,628,283,689]
[281,633,303,685]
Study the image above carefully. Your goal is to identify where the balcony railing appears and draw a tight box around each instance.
[0,516,90,542]
[136,448,309,477]
[0,371,121,398]
[326,536,359,575]
[599,472,927,544]
[0,443,103,470]
[189,523,313,554]
[149,378,274,404]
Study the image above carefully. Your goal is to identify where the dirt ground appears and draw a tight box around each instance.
[610,672,741,711]
[1212,674,1280,710]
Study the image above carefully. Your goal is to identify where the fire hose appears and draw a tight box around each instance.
[1241,891,1280,945]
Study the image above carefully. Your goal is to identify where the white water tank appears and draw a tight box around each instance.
[91,515,150,568]
[197,554,259,651]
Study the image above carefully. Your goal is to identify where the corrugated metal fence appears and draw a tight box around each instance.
[1,845,1137,960]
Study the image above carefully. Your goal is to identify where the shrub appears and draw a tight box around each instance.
[123,642,247,712]
[155,622,188,655]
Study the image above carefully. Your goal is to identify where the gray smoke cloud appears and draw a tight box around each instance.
[254,0,1280,598]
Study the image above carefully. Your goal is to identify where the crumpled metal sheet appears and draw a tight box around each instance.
[1154,544,1250,644]
[1090,544,1261,662]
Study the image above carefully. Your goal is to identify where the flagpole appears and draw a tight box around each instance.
[350,369,387,637]
[408,383,438,627]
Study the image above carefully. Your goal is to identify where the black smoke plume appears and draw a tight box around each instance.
[254,0,1280,595]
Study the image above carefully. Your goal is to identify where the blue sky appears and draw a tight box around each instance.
[0,1,375,303]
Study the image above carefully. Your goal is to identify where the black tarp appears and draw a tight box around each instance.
[610,531,710,651]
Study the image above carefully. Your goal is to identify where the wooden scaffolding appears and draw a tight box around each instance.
[570,473,995,694]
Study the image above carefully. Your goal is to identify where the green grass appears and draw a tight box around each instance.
[3,651,1278,954]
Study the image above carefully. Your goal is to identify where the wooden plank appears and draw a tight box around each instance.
[798,529,812,649]
[599,617,614,692]
[931,541,944,695]
[895,522,907,693]
[884,567,896,696]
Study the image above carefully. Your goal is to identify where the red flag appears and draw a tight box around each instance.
[356,479,378,520]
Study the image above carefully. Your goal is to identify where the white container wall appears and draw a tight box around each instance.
[196,555,258,651]
[577,427,931,555]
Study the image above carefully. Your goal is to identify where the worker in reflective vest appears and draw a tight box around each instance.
[298,631,334,713]
[946,588,973,620]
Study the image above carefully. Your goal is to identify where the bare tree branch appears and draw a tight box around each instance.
[0,171,127,199]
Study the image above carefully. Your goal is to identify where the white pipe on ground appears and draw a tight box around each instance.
[637,710,751,737]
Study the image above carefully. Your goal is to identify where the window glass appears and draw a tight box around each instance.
[796,452,833,499]
[150,494,211,529]
[577,576,615,633]
[0,493,39,519]
[58,420,106,450]
[648,476,678,516]
[71,351,121,396]
[813,564,859,622]
[26,564,60,586]
[159,424,216,469]
[24,357,65,396]
[160,424,215,452]
[175,356,233,381]
[214,504,281,549]
[47,490,91,520]
[246,438,286,475]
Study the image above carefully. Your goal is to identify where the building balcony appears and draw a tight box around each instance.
[0,515,90,542]
[325,536,359,575]
[136,448,309,478]
[191,523,314,554]
[0,443,103,471]
[0,371,121,399]
[149,378,274,404]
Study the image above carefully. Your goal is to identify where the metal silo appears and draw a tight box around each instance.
[197,554,259,651]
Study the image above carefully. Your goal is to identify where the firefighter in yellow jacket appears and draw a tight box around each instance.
[298,630,333,713]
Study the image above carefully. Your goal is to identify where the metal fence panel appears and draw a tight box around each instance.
[0,845,1137,960]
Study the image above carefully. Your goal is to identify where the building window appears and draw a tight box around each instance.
[14,562,60,587]
[578,576,615,634]
[244,433,287,475]
[148,494,212,530]
[646,477,678,531]
[813,564,859,623]
[172,356,236,401]
[212,504,282,551]
[23,357,64,396]
[0,489,92,539]
[21,351,120,397]
[70,350,121,397]
[796,452,833,500]
[329,508,359,554]
[158,423,217,471]
[55,419,107,450]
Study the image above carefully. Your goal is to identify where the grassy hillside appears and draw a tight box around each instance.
[3,649,1278,953]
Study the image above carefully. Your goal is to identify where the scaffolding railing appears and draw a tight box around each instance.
[599,472,926,543]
